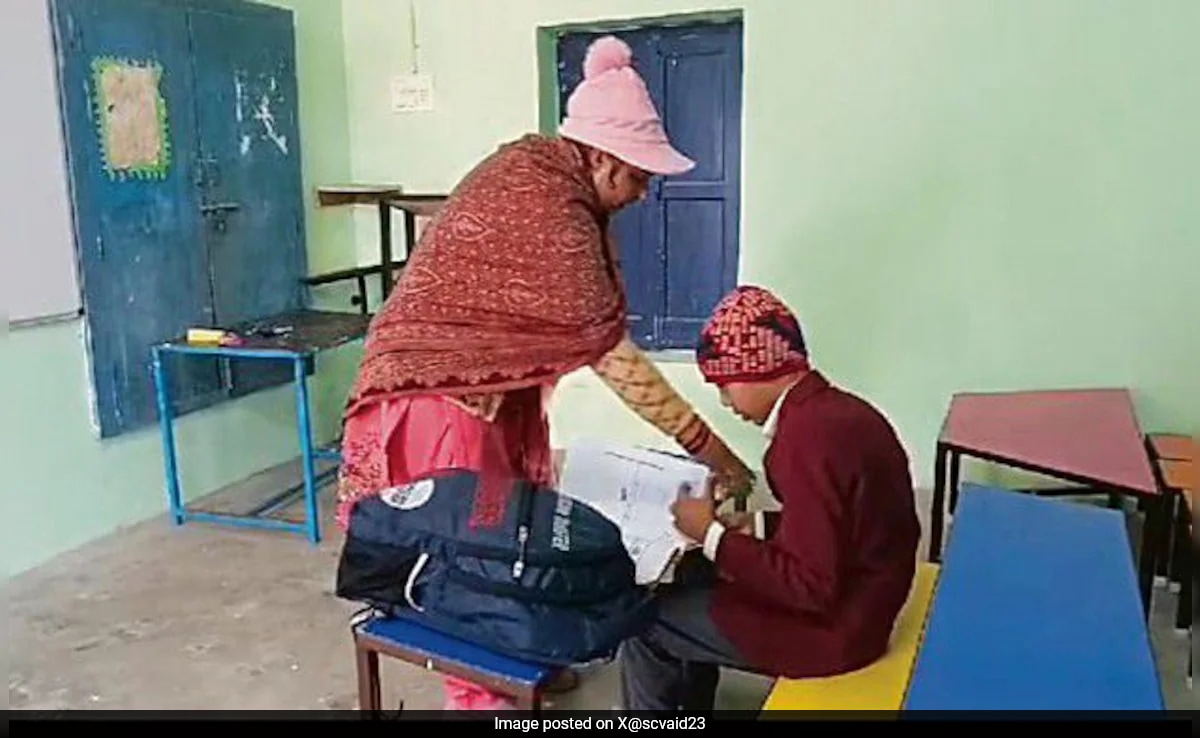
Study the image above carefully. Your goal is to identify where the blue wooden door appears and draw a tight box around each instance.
[188,2,307,397]
[51,0,308,438]
[557,21,743,351]
[50,0,223,436]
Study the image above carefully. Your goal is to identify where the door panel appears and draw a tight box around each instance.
[657,24,743,348]
[661,199,728,347]
[188,4,307,397]
[50,0,222,437]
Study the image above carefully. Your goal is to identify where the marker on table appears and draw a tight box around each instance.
[186,328,232,345]
[186,325,293,347]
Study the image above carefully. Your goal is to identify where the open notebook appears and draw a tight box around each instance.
[557,438,713,585]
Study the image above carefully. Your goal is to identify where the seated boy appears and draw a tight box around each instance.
[619,285,922,712]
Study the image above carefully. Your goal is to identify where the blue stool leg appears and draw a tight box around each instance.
[152,347,185,526]
[294,355,321,545]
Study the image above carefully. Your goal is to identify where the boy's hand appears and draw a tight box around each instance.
[671,479,717,543]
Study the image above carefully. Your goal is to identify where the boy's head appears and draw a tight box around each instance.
[696,286,810,425]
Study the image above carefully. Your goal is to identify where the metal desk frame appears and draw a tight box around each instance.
[310,187,447,310]
[151,341,346,545]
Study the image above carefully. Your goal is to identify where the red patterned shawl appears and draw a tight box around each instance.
[346,134,628,417]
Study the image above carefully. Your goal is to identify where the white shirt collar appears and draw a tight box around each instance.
[763,378,802,440]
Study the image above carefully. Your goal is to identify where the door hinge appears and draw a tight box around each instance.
[110,363,123,424]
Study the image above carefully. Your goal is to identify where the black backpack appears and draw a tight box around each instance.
[334,470,657,667]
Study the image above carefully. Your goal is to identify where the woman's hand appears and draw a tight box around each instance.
[696,438,755,503]
[716,510,755,535]
[713,466,755,504]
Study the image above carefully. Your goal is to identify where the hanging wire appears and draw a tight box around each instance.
[409,0,420,75]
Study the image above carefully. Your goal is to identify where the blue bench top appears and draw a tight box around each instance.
[905,484,1163,710]
[358,615,555,687]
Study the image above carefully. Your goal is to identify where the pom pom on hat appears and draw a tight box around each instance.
[583,35,633,79]
[558,34,695,176]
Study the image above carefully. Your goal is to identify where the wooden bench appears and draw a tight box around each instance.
[759,562,940,714]
[905,484,1163,710]
[1148,432,1194,631]
[1183,472,1194,687]
[1149,432,1193,462]
[353,614,557,715]
[1154,446,1194,685]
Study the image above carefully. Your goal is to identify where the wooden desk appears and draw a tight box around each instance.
[929,388,1164,615]
[313,186,447,307]
[906,484,1163,710]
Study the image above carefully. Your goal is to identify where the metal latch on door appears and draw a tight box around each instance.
[200,201,240,232]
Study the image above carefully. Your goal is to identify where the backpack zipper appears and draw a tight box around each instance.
[512,482,535,579]
[447,567,635,607]
[512,526,529,579]
[454,540,624,567]
[354,489,628,568]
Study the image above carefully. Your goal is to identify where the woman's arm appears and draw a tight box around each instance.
[591,334,755,501]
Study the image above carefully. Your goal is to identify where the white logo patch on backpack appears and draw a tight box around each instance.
[380,479,436,511]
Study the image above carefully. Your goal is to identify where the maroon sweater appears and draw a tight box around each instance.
[710,371,921,679]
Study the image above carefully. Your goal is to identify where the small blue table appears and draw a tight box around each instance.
[151,309,370,545]
[905,483,1164,711]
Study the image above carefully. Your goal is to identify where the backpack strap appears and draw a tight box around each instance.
[404,552,431,612]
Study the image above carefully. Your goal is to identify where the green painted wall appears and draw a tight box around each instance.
[2,0,357,578]
[342,0,1199,490]
[9,0,1198,578]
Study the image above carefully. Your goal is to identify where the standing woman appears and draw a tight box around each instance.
[335,35,755,711]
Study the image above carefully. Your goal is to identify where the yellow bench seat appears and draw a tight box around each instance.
[760,562,940,714]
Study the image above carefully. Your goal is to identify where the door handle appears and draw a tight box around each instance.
[200,202,240,215]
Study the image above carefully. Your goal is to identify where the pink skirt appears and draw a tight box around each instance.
[339,386,556,710]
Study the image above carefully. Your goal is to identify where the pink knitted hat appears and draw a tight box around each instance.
[558,36,695,176]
